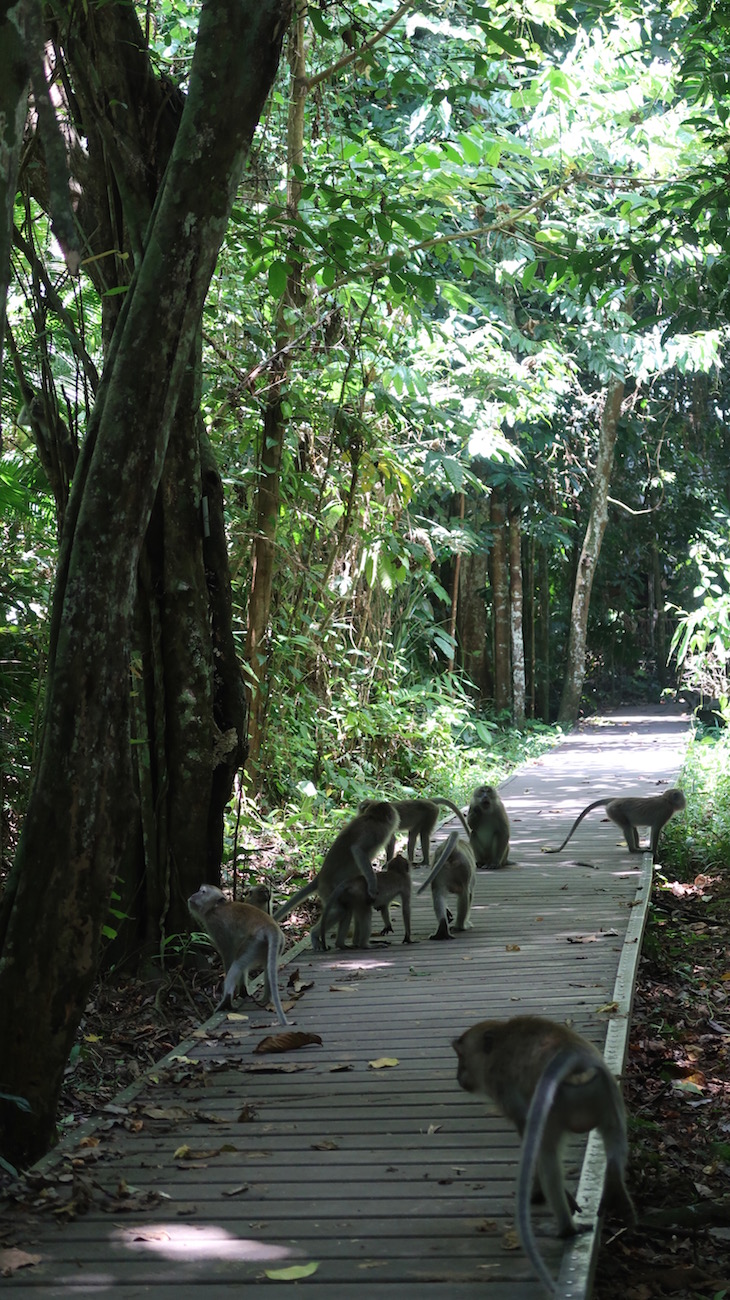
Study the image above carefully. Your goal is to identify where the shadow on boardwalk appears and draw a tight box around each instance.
[1,707,690,1299]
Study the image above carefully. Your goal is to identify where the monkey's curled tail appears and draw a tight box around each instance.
[432,798,471,839]
[543,798,610,854]
[517,1046,587,1297]
[416,831,458,894]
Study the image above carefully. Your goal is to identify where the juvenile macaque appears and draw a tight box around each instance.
[243,884,271,913]
[274,801,400,950]
[467,784,510,868]
[188,884,290,1025]
[452,1014,635,1296]
[417,830,476,940]
[544,787,686,862]
[360,796,470,868]
[318,853,412,950]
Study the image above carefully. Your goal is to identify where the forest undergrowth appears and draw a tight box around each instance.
[595,729,730,1300]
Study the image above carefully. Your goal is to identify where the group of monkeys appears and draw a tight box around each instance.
[187,781,686,1295]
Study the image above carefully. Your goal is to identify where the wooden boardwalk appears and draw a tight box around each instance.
[2,708,689,1298]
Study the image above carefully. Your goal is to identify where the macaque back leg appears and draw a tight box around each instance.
[429,882,452,941]
[417,827,430,867]
[536,1135,576,1238]
[612,812,640,853]
[453,882,473,932]
[352,907,373,948]
[386,833,397,861]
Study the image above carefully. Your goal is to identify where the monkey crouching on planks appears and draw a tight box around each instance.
[417,830,476,939]
[467,784,510,868]
[188,884,290,1025]
[318,853,412,950]
[452,1014,635,1296]
[359,796,470,868]
[274,800,399,950]
[544,787,686,862]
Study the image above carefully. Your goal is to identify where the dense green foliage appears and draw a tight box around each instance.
[3,0,730,866]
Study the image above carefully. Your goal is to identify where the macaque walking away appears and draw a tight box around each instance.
[188,884,290,1025]
[544,787,686,861]
[452,1014,635,1296]
[467,784,510,868]
[417,830,476,940]
[274,801,400,950]
[318,853,412,950]
[360,796,470,868]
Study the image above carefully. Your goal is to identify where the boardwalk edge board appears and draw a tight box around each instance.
[557,849,654,1300]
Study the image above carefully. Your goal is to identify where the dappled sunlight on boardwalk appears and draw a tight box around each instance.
[1,708,689,1299]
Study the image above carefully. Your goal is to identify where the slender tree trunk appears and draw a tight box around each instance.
[0,0,289,1168]
[447,493,465,672]
[458,550,491,699]
[509,503,525,727]
[652,541,667,688]
[244,11,307,781]
[490,488,511,712]
[536,542,551,722]
[558,374,625,727]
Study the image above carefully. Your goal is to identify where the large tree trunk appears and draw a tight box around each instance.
[0,0,289,1169]
[490,488,511,713]
[558,375,625,727]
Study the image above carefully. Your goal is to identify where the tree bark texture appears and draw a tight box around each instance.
[0,0,290,1167]
[457,551,491,699]
[557,374,625,727]
[489,488,511,713]
[509,504,526,728]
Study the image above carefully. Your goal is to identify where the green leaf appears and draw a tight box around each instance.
[268,261,290,299]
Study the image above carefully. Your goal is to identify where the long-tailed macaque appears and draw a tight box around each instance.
[243,884,271,913]
[318,853,412,950]
[467,784,510,868]
[188,884,290,1025]
[360,796,470,868]
[417,830,476,940]
[452,1014,635,1296]
[544,787,686,862]
[273,801,400,949]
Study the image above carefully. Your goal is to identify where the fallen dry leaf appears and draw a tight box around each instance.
[254,1031,322,1054]
[0,1249,41,1276]
[368,1057,399,1069]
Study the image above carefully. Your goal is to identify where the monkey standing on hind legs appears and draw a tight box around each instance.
[188,884,290,1025]
[417,830,476,940]
[318,853,412,951]
[467,784,511,868]
[452,1014,635,1297]
[273,801,400,950]
[543,787,686,862]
